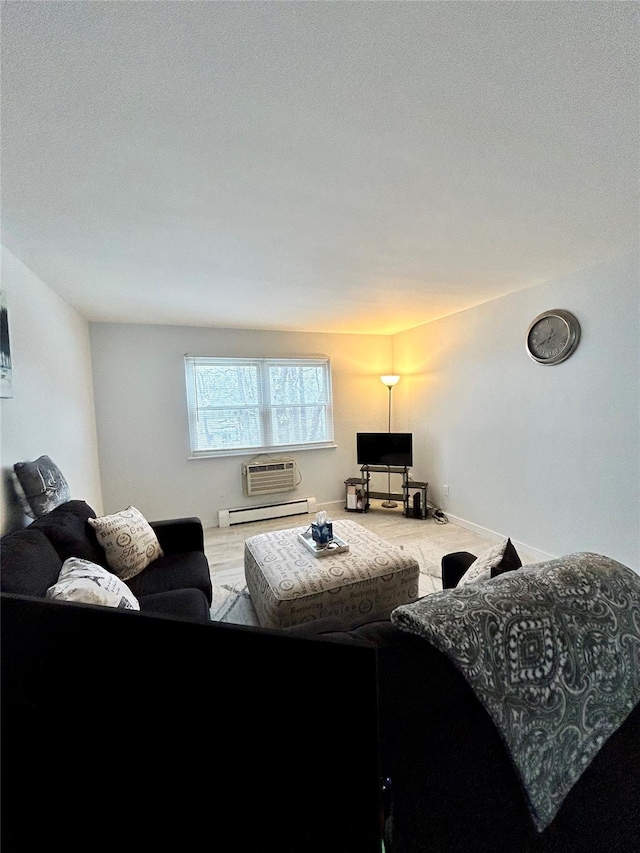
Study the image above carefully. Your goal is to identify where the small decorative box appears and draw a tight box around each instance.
[311,521,333,545]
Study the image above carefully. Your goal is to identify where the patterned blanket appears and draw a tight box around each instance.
[390,552,640,831]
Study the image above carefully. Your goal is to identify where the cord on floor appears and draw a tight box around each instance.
[428,503,448,524]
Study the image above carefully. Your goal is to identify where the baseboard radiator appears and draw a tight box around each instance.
[218,497,316,528]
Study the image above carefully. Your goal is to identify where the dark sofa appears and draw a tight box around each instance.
[1,595,380,853]
[0,499,213,622]
[2,508,639,852]
[311,618,640,853]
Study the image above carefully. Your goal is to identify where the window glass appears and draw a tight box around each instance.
[185,356,334,457]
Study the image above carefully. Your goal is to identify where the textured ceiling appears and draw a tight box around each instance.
[1,1,638,335]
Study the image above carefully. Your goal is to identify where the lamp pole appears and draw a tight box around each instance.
[380,375,400,508]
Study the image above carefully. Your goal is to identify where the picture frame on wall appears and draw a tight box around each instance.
[1,290,13,398]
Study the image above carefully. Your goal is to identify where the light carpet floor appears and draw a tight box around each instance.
[210,539,443,626]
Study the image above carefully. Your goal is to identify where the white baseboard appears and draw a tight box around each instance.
[318,499,345,511]
[218,496,316,527]
[445,513,556,565]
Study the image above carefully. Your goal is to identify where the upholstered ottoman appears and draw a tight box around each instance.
[244,519,420,630]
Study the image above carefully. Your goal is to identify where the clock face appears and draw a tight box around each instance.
[526,310,580,365]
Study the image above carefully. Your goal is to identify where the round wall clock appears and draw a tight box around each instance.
[526,309,581,365]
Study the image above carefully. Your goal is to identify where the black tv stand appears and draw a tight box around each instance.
[344,465,428,519]
[361,464,407,507]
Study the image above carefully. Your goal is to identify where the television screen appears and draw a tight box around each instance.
[356,433,413,467]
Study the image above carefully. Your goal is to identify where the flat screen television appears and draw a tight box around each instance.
[356,432,413,467]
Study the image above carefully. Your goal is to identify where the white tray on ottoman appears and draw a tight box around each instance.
[244,519,420,630]
[297,528,350,557]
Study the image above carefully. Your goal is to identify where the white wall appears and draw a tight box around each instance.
[89,323,392,526]
[0,246,103,533]
[392,252,640,570]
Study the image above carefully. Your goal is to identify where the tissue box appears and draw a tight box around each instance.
[311,522,333,545]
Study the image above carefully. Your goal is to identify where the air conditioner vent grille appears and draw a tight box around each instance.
[242,460,297,496]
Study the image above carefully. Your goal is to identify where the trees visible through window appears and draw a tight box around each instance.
[185,356,334,456]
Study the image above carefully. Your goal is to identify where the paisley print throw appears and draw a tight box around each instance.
[391,553,640,831]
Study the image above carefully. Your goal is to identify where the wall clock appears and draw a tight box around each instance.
[526,309,581,365]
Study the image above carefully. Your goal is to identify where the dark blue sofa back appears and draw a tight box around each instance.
[1,593,381,852]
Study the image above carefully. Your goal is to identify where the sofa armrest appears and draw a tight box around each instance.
[149,517,204,555]
[441,551,476,589]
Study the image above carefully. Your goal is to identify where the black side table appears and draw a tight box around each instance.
[403,479,428,519]
[344,477,368,512]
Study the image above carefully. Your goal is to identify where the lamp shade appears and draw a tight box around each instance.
[380,375,400,388]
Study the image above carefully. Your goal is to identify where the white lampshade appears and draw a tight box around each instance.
[380,375,400,388]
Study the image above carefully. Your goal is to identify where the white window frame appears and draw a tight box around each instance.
[185,356,335,458]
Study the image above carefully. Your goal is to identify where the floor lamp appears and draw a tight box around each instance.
[380,375,400,508]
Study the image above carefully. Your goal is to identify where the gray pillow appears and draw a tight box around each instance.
[456,538,521,586]
[13,455,70,518]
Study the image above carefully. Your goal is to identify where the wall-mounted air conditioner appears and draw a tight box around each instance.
[242,459,297,496]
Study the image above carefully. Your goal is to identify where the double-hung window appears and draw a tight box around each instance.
[185,356,334,457]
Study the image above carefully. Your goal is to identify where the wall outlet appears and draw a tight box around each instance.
[443,484,450,496]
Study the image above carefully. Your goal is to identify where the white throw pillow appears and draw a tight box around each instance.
[88,506,164,581]
[456,539,511,587]
[47,558,140,610]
